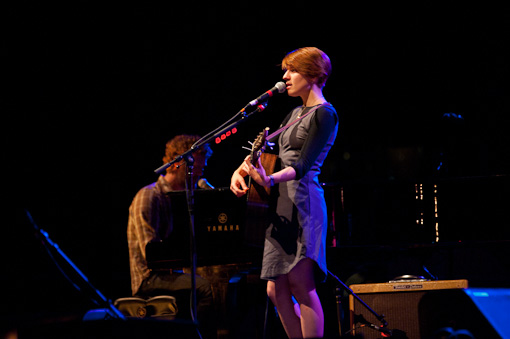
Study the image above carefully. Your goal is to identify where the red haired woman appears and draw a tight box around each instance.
[231,47,338,338]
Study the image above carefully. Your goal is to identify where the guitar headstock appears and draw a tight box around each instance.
[251,127,269,165]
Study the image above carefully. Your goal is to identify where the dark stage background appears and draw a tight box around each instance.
[6,2,510,337]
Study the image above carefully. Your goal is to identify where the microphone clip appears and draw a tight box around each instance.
[256,102,268,112]
[241,101,268,118]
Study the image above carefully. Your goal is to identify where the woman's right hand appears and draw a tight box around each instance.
[230,156,250,197]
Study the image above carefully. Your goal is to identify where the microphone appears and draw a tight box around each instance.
[198,178,215,190]
[354,314,393,337]
[367,323,393,337]
[247,82,286,107]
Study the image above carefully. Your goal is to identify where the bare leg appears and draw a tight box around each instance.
[270,259,323,338]
[273,275,303,338]
[288,258,324,338]
[268,280,301,318]
[267,280,276,306]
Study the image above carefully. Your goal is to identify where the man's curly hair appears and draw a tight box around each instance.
[162,135,212,172]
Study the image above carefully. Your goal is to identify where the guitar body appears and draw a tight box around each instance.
[245,153,278,248]
[241,128,278,247]
[247,153,278,206]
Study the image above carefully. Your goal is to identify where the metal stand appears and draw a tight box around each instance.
[328,269,393,337]
[183,153,198,322]
[25,209,126,321]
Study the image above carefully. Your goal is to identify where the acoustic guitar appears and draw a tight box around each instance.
[243,127,277,247]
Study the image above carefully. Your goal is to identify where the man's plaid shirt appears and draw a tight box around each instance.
[127,175,174,295]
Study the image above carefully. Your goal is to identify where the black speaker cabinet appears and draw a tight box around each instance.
[349,279,501,338]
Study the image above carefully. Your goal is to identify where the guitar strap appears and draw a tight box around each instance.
[266,102,331,140]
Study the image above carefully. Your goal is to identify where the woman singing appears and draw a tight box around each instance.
[230,47,338,338]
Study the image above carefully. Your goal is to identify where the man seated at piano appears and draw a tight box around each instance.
[127,134,216,338]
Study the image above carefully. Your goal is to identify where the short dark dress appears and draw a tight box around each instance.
[260,104,338,282]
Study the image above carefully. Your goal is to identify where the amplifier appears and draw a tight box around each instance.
[348,279,488,338]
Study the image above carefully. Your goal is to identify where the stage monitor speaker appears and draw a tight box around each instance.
[349,279,503,338]
[464,287,510,339]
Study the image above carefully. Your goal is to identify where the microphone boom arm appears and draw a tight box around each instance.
[154,103,267,175]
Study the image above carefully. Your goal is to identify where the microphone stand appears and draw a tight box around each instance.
[25,210,126,321]
[328,269,392,337]
[152,102,268,326]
